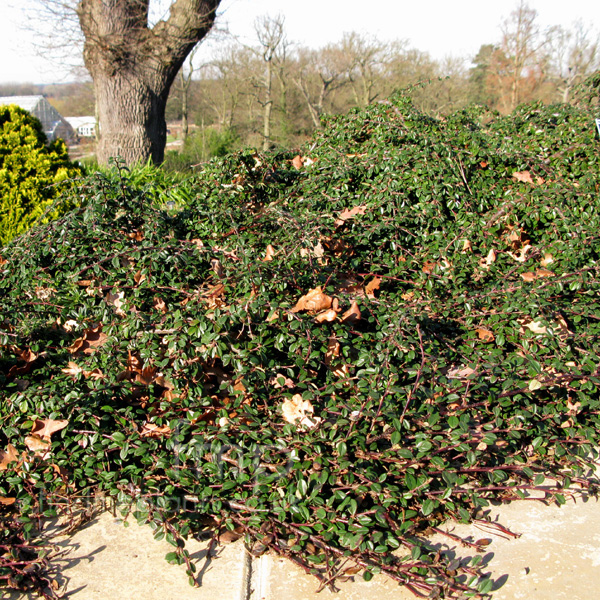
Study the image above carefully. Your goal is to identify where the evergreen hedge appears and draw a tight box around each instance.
[0,104,80,247]
[1,90,600,598]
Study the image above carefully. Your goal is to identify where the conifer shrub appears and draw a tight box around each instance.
[0,105,81,246]
[1,91,600,597]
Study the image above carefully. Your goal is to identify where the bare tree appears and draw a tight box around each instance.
[490,1,547,112]
[547,22,600,103]
[253,14,288,151]
[340,33,392,108]
[178,44,202,142]
[30,0,222,165]
[293,46,349,130]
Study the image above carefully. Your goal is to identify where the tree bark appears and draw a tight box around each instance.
[181,70,190,142]
[262,57,273,152]
[76,0,221,166]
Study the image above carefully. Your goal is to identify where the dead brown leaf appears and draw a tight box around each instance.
[479,248,497,270]
[266,310,279,322]
[127,229,144,241]
[507,244,532,263]
[447,365,476,379]
[423,258,451,274]
[291,155,304,169]
[422,261,437,274]
[63,319,79,332]
[0,444,19,471]
[269,374,295,389]
[61,361,84,379]
[13,347,38,363]
[519,319,547,335]
[31,419,69,441]
[153,296,167,314]
[263,244,276,262]
[335,205,367,227]
[331,363,350,378]
[281,394,321,428]
[292,287,333,313]
[315,309,338,323]
[219,527,244,544]
[69,324,108,355]
[140,422,172,438]
[35,286,56,300]
[105,290,126,316]
[325,336,340,366]
[211,258,224,278]
[7,347,38,378]
[520,272,537,282]
[203,283,226,309]
[512,171,534,184]
[365,277,381,298]
[476,328,495,343]
[135,366,159,386]
[506,227,529,248]
[535,268,555,278]
[24,435,51,457]
[312,241,325,258]
[323,238,353,257]
[341,301,361,324]
[540,253,554,267]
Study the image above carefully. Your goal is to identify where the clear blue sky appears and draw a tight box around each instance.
[0,0,597,84]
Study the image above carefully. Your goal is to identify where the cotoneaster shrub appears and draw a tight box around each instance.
[0,104,81,246]
[1,90,600,598]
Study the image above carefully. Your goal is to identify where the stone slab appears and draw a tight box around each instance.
[4,511,250,600]
[251,494,600,600]
[4,493,600,599]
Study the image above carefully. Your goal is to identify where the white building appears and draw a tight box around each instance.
[0,95,76,143]
[65,116,96,138]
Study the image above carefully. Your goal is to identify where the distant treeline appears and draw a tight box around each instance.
[1,3,598,161]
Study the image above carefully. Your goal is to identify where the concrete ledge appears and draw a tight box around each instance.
[4,494,600,599]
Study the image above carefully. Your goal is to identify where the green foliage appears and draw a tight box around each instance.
[163,128,240,172]
[1,93,600,597]
[0,105,81,247]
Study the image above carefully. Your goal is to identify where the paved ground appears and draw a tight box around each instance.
[3,492,600,599]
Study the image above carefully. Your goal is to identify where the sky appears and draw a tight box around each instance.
[0,0,598,85]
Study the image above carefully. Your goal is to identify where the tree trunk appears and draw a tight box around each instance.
[262,57,273,152]
[76,0,221,166]
[93,72,170,165]
[181,71,190,143]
